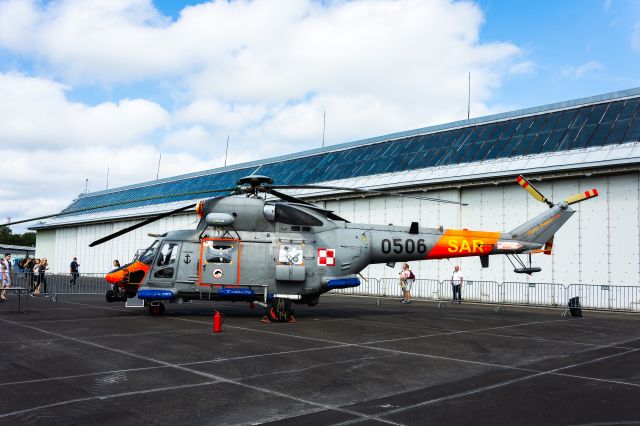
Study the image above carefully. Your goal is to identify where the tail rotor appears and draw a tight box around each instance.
[516,175,553,208]
[564,189,599,205]
[517,175,599,208]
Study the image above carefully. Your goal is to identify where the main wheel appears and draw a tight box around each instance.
[264,298,294,322]
[106,290,116,303]
[265,301,279,322]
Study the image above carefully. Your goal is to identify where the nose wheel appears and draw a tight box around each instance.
[149,301,165,316]
[106,285,128,303]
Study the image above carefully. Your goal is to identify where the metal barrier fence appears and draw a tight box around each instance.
[3,272,639,313]
[452,280,500,304]
[373,278,442,300]
[347,278,640,313]
[7,272,107,296]
[566,284,640,312]
[501,282,567,307]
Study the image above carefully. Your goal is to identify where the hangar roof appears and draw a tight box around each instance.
[39,87,640,228]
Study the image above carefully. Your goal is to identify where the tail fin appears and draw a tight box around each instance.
[512,175,599,246]
[509,204,574,245]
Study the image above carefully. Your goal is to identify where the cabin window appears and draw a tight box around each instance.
[154,242,179,278]
[275,204,323,226]
[206,245,233,263]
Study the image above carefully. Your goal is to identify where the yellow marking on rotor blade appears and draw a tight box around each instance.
[564,188,599,205]
[516,175,547,203]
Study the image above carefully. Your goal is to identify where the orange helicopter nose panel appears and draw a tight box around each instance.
[105,261,150,286]
[105,268,126,284]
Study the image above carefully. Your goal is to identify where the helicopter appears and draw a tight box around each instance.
[6,174,597,321]
[84,174,596,321]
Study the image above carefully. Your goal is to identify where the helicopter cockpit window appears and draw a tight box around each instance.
[275,204,323,226]
[137,240,160,265]
[157,243,179,266]
[154,242,179,278]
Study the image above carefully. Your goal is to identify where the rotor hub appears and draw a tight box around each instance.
[236,175,273,188]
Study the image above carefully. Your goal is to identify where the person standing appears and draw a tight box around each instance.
[400,263,415,304]
[22,255,34,291]
[69,257,80,286]
[40,258,49,296]
[31,259,41,295]
[451,265,463,303]
[1,254,12,301]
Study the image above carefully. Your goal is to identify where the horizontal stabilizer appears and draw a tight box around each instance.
[516,175,553,208]
[514,267,542,274]
[564,189,598,205]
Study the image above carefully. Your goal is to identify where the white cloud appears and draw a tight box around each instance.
[0,0,521,103]
[0,72,169,148]
[508,61,535,75]
[0,0,529,232]
[561,60,604,78]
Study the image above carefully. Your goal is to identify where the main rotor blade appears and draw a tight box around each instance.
[265,188,349,222]
[516,175,553,207]
[4,187,237,227]
[88,203,196,247]
[268,184,467,206]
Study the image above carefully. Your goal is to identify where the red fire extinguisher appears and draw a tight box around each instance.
[213,310,223,333]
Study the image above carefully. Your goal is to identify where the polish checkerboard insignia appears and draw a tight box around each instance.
[317,248,336,266]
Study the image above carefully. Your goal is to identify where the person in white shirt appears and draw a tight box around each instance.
[451,265,463,303]
[31,259,41,296]
[1,254,12,302]
[399,263,415,304]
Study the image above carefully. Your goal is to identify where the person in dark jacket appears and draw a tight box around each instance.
[69,257,80,286]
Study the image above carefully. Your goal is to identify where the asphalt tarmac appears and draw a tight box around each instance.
[0,294,638,425]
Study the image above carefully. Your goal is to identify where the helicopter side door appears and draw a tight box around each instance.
[149,241,181,285]
[175,242,199,284]
[239,241,273,285]
[199,238,241,286]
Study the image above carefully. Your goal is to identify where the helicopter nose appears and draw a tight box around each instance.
[105,269,125,284]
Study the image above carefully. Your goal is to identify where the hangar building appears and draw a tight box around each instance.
[34,88,640,286]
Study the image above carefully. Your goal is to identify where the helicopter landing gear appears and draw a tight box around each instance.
[149,301,165,316]
[106,286,127,303]
[262,298,295,323]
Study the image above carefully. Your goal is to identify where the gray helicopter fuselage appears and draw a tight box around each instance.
[136,194,551,306]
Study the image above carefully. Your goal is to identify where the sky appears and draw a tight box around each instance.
[1,0,639,233]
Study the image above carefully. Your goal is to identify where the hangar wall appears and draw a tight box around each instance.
[40,172,639,287]
[35,229,56,265]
